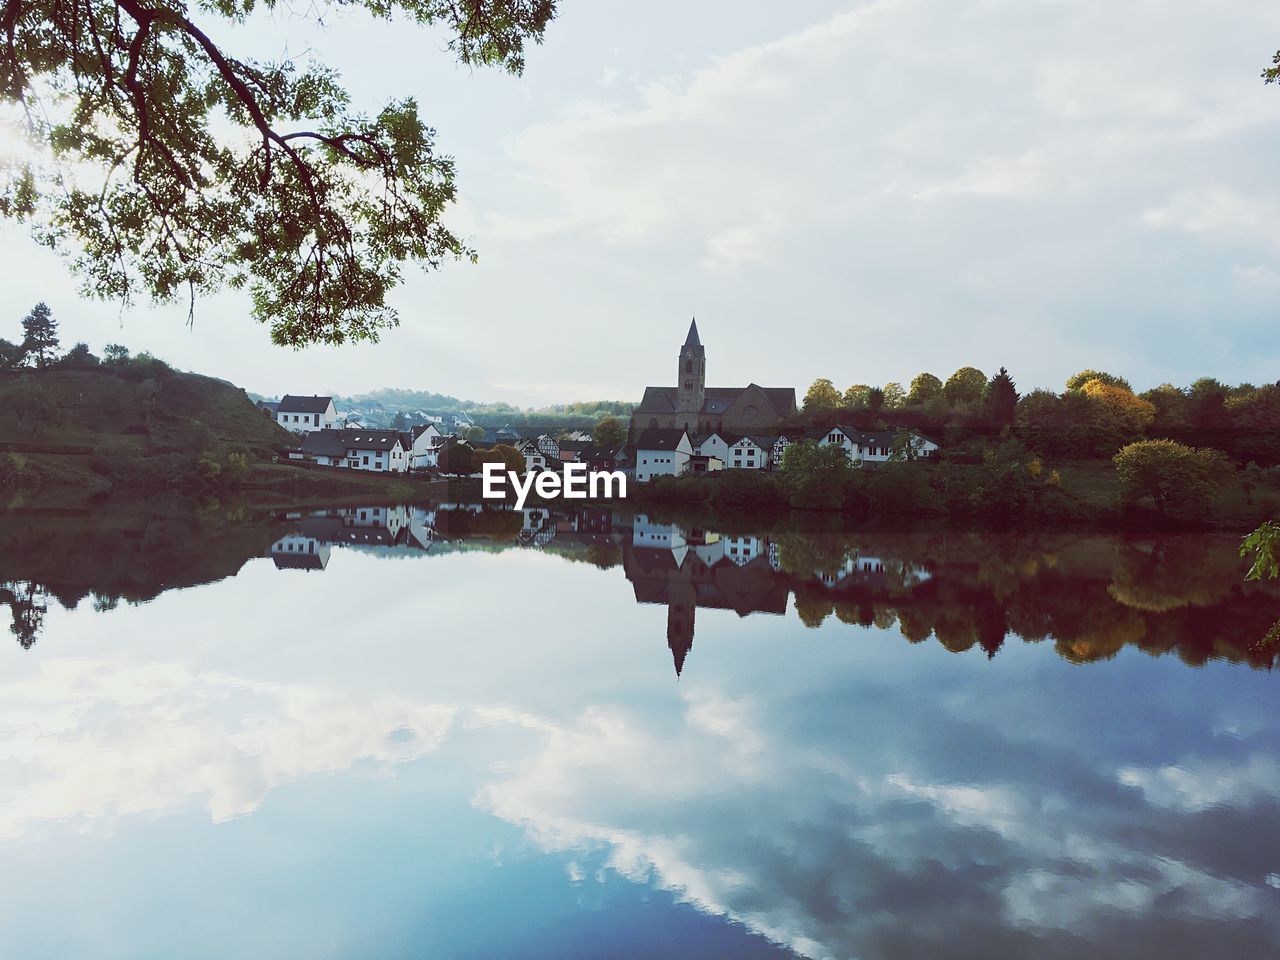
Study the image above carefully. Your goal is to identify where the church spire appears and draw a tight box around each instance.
[684,317,701,348]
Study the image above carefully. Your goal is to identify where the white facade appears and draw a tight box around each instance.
[410,425,445,470]
[343,440,408,472]
[696,432,734,463]
[727,437,769,470]
[817,427,862,464]
[277,398,338,433]
[635,432,693,483]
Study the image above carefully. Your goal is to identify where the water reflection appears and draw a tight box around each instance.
[3,504,1278,670]
[0,502,1278,959]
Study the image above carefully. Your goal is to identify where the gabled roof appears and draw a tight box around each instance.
[684,317,701,348]
[634,385,797,416]
[636,428,690,451]
[579,445,617,462]
[300,428,403,455]
[411,423,441,439]
[278,394,333,414]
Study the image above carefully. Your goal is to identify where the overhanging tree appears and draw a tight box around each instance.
[0,0,556,346]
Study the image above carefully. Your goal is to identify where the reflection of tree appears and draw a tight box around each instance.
[1,581,48,649]
[1108,539,1236,612]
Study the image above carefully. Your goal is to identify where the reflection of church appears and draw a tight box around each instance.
[623,516,789,676]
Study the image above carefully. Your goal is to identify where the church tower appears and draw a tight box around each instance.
[675,318,705,432]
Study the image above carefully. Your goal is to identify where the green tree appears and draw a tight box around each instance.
[882,382,906,409]
[438,441,478,475]
[804,378,843,411]
[943,366,987,407]
[1,1,557,346]
[392,411,410,432]
[5,378,62,437]
[985,366,1019,427]
[865,386,885,410]
[102,343,131,365]
[1083,379,1156,455]
[779,440,854,509]
[20,302,59,368]
[464,425,486,443]
[908,372,943,404]
[0,339,25,369]
[1114,439,1232,518]
[59,342,99,367]
[1066,369,1131,392]
[592,415,626,449]
[474,443,525,475]
[843,383,872,407]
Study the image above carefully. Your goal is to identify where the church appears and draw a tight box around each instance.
[629,319,797,441]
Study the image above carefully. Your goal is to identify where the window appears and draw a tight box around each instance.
[313,413,319,426]
[828,432,839,443]
[362,455,370,466]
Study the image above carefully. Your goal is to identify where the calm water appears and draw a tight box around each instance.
[1,503,1278,959]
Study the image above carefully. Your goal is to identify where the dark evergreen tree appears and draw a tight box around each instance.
[20,302,59,368]
[986,366,1019,428]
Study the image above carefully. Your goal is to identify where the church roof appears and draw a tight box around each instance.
[635,385,797,416]
[684,317,701,348]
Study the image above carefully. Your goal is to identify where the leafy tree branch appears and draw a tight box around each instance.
[0,0,556,345]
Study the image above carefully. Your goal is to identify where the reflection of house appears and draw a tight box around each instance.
[623,516,788,676]
[268,535,330,571]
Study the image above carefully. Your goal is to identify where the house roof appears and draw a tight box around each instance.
[278,394,333,414]
[411,424,441,439]
[299,428,402,455]
[635,385,797,416]
[636,428,690,451]
[579,445,617,462]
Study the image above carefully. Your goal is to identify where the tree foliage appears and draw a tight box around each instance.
[20,302,58,367]
[1114,439,1231,517]
[1066,369,1131,392]
[803,377,842,411]
[985,366,1018,428]
[0,0,557,346]
[943,366,987,407]
[1241,521,1280,581]
[592,415,626,450]
[909,372,943,404]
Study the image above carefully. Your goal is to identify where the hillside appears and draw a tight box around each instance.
[0,365,292,454]
[0,364,413,501]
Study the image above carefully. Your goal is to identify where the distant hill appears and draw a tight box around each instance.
[249,386,635,429]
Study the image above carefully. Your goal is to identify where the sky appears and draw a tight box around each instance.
[3,0,1280,405]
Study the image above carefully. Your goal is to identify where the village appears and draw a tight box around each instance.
[260,320,939,484]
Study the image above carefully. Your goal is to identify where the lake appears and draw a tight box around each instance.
[1,503,1278,959]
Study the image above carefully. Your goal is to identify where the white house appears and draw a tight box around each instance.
[814,424,862,463]
[727,436,770,470]
[409,423,446,470]
[297,429,408,472]
[635,428,693,482]
[517,438,547,473]
[535,434,560,460]
[695,431,735,464]
[277,395,338,433]
[770,434,802,468]
[857,430,940,463]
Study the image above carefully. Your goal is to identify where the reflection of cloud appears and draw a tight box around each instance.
[0,659,455,838]
[1117,756,1280,813]
[475,689,1278,958]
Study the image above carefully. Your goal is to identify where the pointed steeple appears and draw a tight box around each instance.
[684,317,701,348]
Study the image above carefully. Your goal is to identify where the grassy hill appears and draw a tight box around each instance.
[0,365,291,454]
[0,364,414,501]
